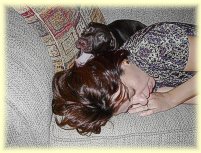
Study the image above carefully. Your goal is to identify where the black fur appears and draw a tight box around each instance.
[76,19,146,56]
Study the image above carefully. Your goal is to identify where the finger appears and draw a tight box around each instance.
[130,104,142,108]
[139,109,155,116]
[128,105,148,113]
[148,93,157,100]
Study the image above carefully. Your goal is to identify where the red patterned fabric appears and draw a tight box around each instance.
[14,6,105,73]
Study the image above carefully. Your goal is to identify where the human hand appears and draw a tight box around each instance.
[128,92,176,116]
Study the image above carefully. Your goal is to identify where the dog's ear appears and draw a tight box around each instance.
[110,39,115,48]
[110,38,114,46]
[109,32,116,49]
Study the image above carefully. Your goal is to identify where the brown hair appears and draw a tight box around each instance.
[52,50,130,135]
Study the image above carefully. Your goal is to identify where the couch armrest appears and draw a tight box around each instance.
[6,8,54,147]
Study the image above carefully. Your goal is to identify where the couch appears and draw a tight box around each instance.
[6,6,196,148]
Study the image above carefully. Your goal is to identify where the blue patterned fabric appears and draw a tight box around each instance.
[121,22,196,89]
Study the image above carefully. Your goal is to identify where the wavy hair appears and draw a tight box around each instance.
[52,50,130,135]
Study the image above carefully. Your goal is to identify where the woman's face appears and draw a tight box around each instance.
[114,60,155,115]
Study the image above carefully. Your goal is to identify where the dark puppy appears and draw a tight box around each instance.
[76,19,146,56]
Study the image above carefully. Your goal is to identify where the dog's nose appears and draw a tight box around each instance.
[75,38,87,49]
[79,39,87,46]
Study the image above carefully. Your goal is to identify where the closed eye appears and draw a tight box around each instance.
[96,33,107,41]
[97,34,104,39]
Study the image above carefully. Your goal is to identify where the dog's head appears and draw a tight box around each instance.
[75,22,116,55]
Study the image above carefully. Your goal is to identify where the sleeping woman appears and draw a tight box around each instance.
[52,22,197,135]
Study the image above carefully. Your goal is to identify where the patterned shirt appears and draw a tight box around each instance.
[120,22,196,90]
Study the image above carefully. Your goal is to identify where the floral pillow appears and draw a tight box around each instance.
[14,6,105,73]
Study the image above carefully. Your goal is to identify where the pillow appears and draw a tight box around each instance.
[14,6,105,73]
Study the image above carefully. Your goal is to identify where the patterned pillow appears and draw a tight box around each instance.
[14,6,105,73]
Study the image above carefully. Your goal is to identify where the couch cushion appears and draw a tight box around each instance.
[14,6,105,73]
[6,8,54,147]
[50,104,196,147]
